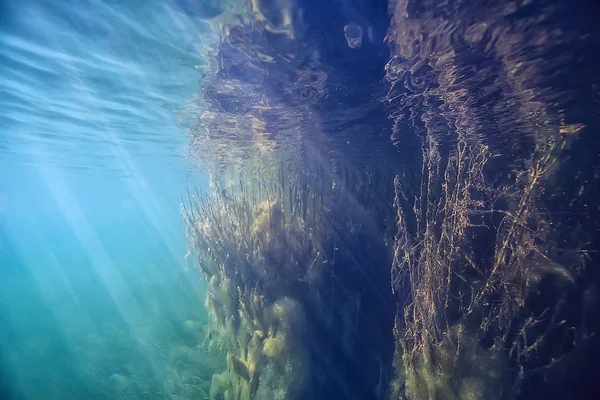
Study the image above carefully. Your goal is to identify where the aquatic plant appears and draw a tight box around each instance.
[385,0,599,398]
[181,0,600,399]
[183,157,395,399]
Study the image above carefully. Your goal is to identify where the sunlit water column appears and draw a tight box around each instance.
[0,1,216,399]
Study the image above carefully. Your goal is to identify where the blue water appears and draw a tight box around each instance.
[0,1,215,398]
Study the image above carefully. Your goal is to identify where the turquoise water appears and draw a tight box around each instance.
[0,1,216,398]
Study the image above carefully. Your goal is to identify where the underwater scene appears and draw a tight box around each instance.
[1,0,600,399]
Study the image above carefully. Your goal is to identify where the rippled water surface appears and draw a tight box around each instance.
[0,0,209,173]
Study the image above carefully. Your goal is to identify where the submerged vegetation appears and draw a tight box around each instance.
[183,162,395,399]
[388,102,587,400]
[180,0,600,399]
[385,1,600,398]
